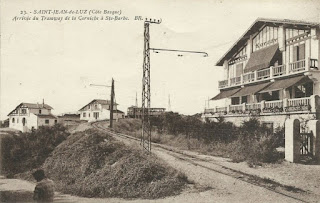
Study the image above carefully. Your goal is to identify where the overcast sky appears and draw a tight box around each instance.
[1,0,320,119]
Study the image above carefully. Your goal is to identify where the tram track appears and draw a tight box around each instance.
[91,121,314,203]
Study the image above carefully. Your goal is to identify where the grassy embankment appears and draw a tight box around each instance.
[113,114,284,166]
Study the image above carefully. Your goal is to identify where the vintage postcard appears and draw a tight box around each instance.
[1,0,320,202]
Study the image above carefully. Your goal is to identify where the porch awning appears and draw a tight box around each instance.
[244,44,279,73]
[258,76,312,93]
[211,88,241,100]
[231,82,271,97]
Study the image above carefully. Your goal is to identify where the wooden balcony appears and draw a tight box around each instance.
[204,96,318,117]
[218,58,318,89]
[230,76,241,86]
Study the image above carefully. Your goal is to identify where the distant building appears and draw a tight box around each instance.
[0,119,9,128]
[113,109,125,120]
[79,99,124,122]
[7,102,57,132]
[57,113,81,126]
[127,106,165,118]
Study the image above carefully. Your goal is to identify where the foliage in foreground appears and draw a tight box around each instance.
[43,129,189,199]
[1,124,70,176]
[114,115,285,165]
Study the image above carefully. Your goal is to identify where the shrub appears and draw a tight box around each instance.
[1,124,70,176]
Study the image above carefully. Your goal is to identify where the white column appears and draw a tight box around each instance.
[285,119,300,163]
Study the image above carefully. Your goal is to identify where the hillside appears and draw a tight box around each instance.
[43,128,189,199]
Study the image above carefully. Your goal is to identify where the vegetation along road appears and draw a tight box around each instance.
[92,121,319,203]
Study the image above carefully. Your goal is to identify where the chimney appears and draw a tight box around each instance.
[42,99,44,108]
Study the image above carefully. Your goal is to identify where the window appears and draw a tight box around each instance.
[12,118,15,123]
[294,82,313,98]
[93,112,99,119]
[21,109,27,114]
[22,118,26,126]
[262,90,280,101]
[241,96,248,104]
[83,112,86,117]
[293,44,305,62]
[17,118,19,123]
[45,120,49,124]
[235,63,243,77]
[55,120,57,124]
[231,97,240,105]
[89,113,90,117]
[39,110,42,114]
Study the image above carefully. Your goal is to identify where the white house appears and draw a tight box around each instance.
[79,99,122,122]
[8,102,57,132]
[203,18,320,129]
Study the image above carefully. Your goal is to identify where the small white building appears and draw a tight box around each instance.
[79,99,122,122]
[7,102,57,132]
[113,109,125,120]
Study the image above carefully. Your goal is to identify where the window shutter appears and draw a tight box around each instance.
[293,46,298,62]
[236,63,243,77]
[299,44,305,60]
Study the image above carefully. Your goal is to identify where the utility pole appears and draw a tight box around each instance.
[110,78,115,128]
[90,78,114,129]
[141,18,160,152]
[168,94,171,112]
[141,18,208,152]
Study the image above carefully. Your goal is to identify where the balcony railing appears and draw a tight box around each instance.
[204,96,318,116]
[272,65,286,77]
[288,97,310,107]
[216,107,227,113]
[230,76,241,86]
[289,59,305,73]
[257,68,270,80]
[310,59,318,69]
[265,100,283,109]
[218,80,228,88]
[245,103,261,111]
[243,72,255,84]
[218,58,318,89]
[229,104,243,112]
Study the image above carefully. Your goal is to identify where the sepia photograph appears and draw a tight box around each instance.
[1,0,320,202]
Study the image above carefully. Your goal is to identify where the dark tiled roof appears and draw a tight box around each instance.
[211,88,241,100]
[21,103,53,109]
[216,18,320,66]
[113,109,124,113]
[7,102,53,116]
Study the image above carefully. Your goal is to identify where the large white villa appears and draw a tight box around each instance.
[203,18,320,129]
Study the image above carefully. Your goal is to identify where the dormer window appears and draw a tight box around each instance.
[21,109,26,114]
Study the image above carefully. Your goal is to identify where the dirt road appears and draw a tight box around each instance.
[92,121,320,203]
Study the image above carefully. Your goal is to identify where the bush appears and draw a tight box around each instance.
[228,119,284,165]
[1,124,70,176]
[114,117,284,164]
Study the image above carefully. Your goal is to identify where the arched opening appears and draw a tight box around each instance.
[22,118,26,126]
[12,118,15,123]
